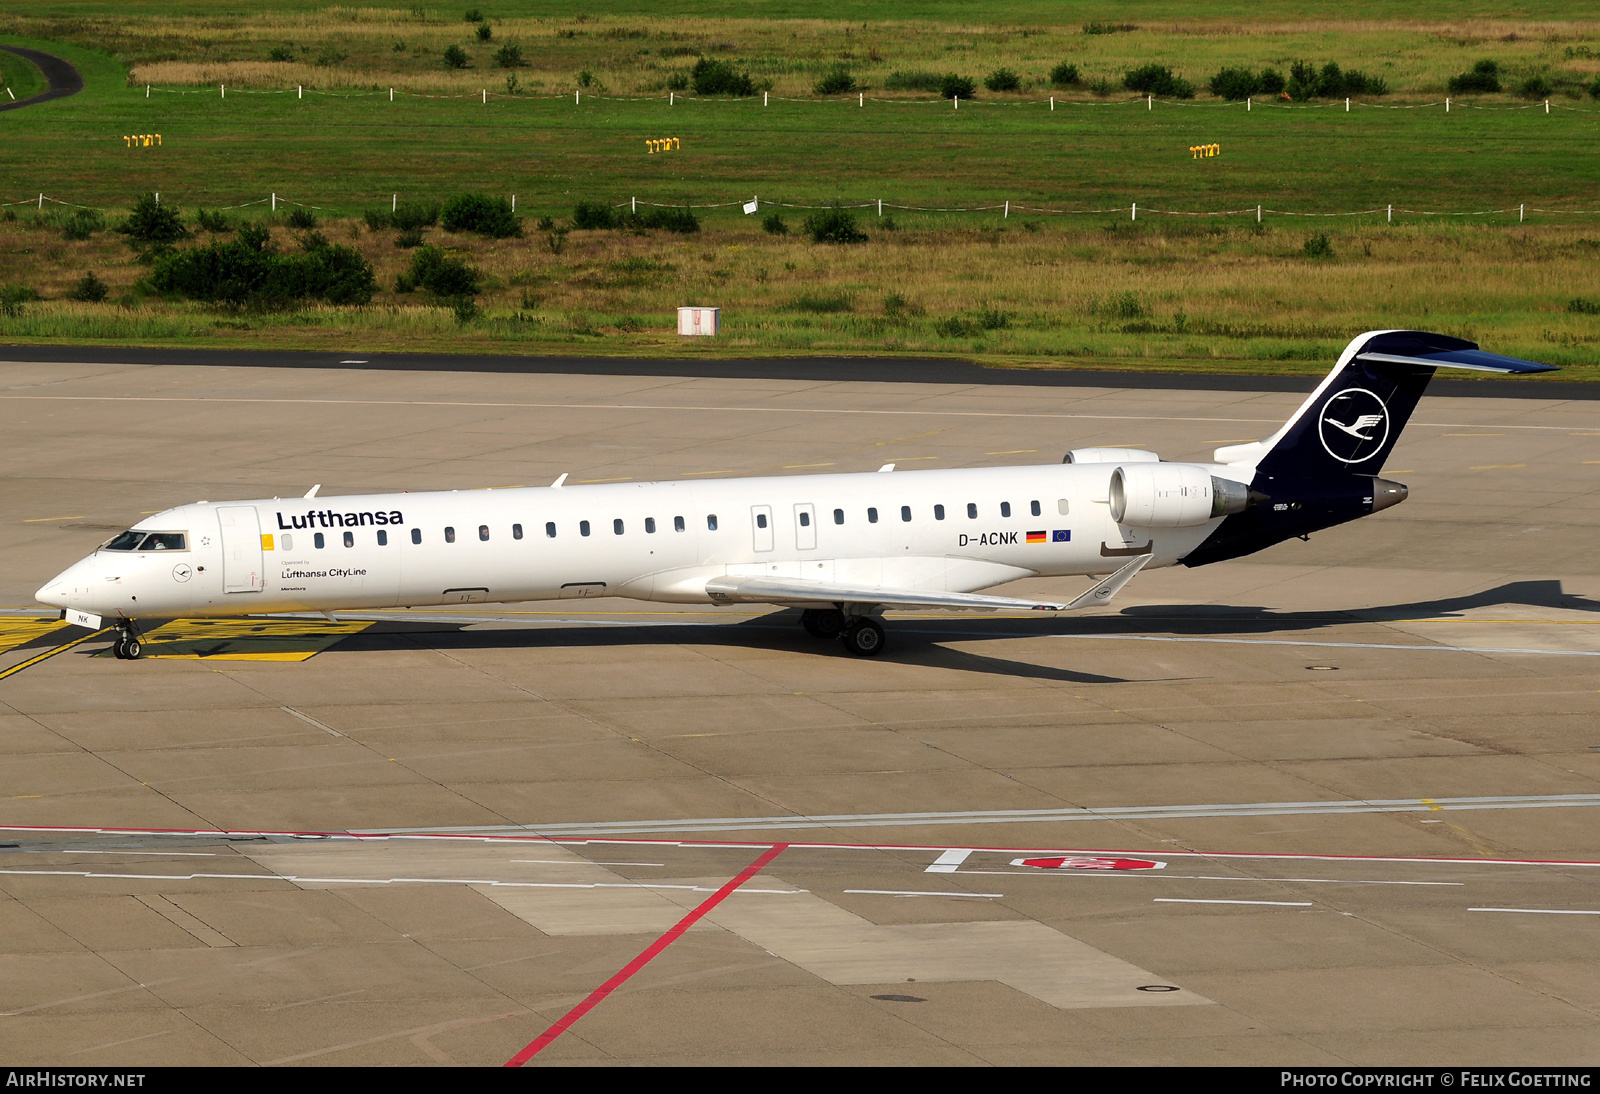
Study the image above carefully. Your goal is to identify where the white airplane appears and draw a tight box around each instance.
[37,330,1553,660]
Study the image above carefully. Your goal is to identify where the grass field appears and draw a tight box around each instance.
[2,10,1598,375]
[0,49,46,102]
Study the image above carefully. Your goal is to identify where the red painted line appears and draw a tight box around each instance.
[502,842,787,1067]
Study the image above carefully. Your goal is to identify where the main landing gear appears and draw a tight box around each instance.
[111,622,144,660]
[800,608,886,658]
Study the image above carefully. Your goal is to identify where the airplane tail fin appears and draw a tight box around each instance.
[1213,330,1555,477]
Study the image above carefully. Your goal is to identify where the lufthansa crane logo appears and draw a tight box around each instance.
[1318,387,1390,464]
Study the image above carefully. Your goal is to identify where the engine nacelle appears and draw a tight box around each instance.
[1110,464,1250,528]
[1064,447,1161,465]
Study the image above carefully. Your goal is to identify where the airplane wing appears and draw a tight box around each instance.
[704,553,1153,613]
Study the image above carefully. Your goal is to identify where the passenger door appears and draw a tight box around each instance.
[217,506,264,594]
[751,505,774,552]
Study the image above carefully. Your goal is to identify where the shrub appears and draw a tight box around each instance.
[762,212,788,235]
[440,192,521,237]
[1101,291,1146,319]
[788,292,853,313]
[1048,62,1081,87]
[463,8,482,20]
[1124,64,1194,98]
[1304,232,1334,259]
[394,229,424,248]
[1083,23,1136,35]
[195,208,230,233]
[406,244,481,297]
[494,43,524,68]
[453,296,481,322]
[666,71,688,91]
[1288,61,1387,100]
[476,23,492,42]
[443,45,468,69]
[1208,67,1260,101]
[535,215,555,230]
[392,201,440,231]
[268,45,294,63]
[1590,76,1600,100]
[363,209,392,231]
[1448,60,1501,95]
[572,200,617,230]
[285,206,318,229]
[814,66,855,95]
[690,57,756,96]
[635,206,699,233]
[803,207,867,244]
[939,73,976,99]
[933,316,976,338]
[1257,68,1286,95]
[984,68,1021,92]
[149,225,377,307]
[1088,77,1115,97]
[69,271,110,303]
[118,193,188,244]
[1519,74,1553,99]
[883,70,942,92]
[977,305,1010,330]
[1567,297,1600,315]
[58,208,105,240]
[577,69,595,87]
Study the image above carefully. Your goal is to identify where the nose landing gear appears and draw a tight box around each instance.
[111,622,144,660]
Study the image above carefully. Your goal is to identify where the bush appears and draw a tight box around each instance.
[1288,61,1387,100]
[476,23,492,42]
[394,229,424,248]
[392,201,440,231]
[494,43,524,68]
[883,70,942,92]
[1208,67,1260,100]
[1519,74,1553,99]
[195,208,230,233]
[1568,297,1600,315]
[285,206,318,229]
[1258,68,1286,95]
[1590,76,1600,100]
[118,193,188,244]
[453,296,481,322]
[1304,232,1334,259]
[572,200,617,230]
[1123,64,1194,98]
[0,285,37,317]
[933,316,976,338]
[1100,291,1146,319]
[268,45,295,63]
[940,73,976,99]
[58,208,105,240]
[69,271,110,302]
[1083,22,1136,35]
[440,192,521,237]
[406,244,481,297]
[762,212,788,235]
[788,292,853,313]
[803,207,867,244]
[666,71,688,91]
[984,68,1021,92]
[977,306,1010,330]
[577,69,595,88]
[1048,62,1081,87]
[443,45,469,69]
[814,66,855,95]
[690,57,756,96]
[463,8,482,20]
[635,206,699,233]
[1448,60,1501,94]
[1088,77,1115,97]
[363,209,392,231]
[149,225,377,306]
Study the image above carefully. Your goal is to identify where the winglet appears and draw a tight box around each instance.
[878,463,895,473]
[1066,553,1152,610]
[551,473,568,488]
[303,484,321,499]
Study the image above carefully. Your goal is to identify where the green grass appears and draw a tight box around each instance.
[0,49,47,102]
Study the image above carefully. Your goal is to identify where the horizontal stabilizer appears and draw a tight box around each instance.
[1357,348,1556,375]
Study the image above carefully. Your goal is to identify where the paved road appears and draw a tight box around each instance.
[0,45,83,112]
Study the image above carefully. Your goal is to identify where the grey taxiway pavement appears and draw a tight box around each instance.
[2,354,1599,1065]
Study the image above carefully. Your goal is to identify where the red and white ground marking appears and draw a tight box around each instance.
[1012,856,1166,871]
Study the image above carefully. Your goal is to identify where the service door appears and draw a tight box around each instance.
[217,506,265,593]
[794,503,817,550]
[751,505,774,552]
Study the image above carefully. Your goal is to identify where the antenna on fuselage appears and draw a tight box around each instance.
[303,484,321,498]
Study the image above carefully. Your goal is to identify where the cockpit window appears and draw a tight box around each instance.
[137,533,186,551]
[103,531,144,551]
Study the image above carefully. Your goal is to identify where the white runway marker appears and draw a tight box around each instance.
[925,849,973,873]
[845,889,1002,898]
[1154,899,1312,907]
[1469,907,1600,915]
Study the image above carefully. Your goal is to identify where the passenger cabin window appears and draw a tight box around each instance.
[1057,499,1069,515]
[377,530,387,546]
[546,522,557,538]
[1031,500,1042,517]
[867,507,878,523]
[314,533,325,549]
[799,511,811,527]
[282,534,294,551]
[343,531,354,548]
[580,520,591,537]
[934,504,945,520]
[614,519,624,535]
[411,528,421,544]
[445,526,456,543]
[674,516,685,532]
[513,523,523,540]
[707,514,718,531]
[479,525,489,542]
[967,503,977,519]
[756,513,768,529]
[1000,502,1011,518]
[833,509,844,525]
[901,505,912,522]
[645,518,656,534]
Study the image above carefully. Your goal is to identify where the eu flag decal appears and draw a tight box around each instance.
[1052,529,1071,542]
[1026,530,1047,544]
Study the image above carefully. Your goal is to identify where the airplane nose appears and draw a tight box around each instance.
[35,558,94,609]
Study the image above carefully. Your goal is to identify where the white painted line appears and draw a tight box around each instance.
[1469,907,1600,915]
[925,848,973,874]
[510,859,665,867]
[961,870,1462,886]
[55,850,218,857]
[1045,633,1600,659]
[845,889,1002,899]
[0,868,804,893]
[1154,899,1312,907]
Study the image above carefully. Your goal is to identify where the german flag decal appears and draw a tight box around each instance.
[1026,530,1047,544]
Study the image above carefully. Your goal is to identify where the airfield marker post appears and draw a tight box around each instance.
[392,194,396,212]
[878,198,882,216]
[221,84,225,99]
[670,92,673,105]
[1345,97,1349,111]
[1050,96,1054,110]
[511,195,515,212]
[632,196,636,212]
[1247,97,1251,111]
[860,92,863,107]
[1388,204,1392,222]
[954,96,958,110]
[146,85,149,97]
[1131,202,1136,221]
[1004,200,1009,218]
[1545,99,1550,113]
[1521,203,1525,222]
[1148,94,1152,110]
[1257,204,1262,223]
[763,91,768,105]
[270,193,275,211]
[38,193,42,210]
[1446,97,1450,112]
[389,88,393,101]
